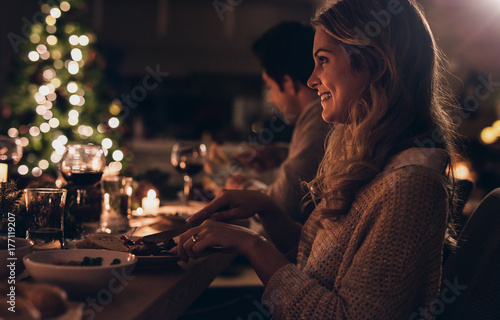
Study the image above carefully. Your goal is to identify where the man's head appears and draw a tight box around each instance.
[253,22,316,125]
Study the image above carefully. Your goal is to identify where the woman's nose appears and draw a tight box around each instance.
[307,70,319,89]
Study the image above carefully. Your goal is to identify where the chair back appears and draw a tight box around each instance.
[436,188,500,320]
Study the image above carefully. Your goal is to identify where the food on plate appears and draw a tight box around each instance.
[17,282,68,318]
[51,256,121,266]
[76,233,177,256]
[75,233,128,252]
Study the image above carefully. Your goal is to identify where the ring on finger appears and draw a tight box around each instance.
[191,233,199,243]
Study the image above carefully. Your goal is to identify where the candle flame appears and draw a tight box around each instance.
[147,189,156,199]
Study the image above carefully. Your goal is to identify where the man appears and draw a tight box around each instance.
[226,21,332,223]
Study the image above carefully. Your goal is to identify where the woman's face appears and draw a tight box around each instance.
[307,29,366,124]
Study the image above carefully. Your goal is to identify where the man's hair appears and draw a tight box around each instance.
[252,21,315,90]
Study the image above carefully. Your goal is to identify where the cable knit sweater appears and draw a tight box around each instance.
[262,148,449,319]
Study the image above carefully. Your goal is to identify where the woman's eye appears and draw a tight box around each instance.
[317,56,328,65]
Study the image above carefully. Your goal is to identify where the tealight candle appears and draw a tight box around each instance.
[142,189,159,215]
[0,163,7,183]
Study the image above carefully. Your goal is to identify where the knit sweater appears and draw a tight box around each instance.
[262,148,449,319]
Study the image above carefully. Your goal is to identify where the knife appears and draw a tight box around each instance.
[142,220,201,244]
[141,220,237,255]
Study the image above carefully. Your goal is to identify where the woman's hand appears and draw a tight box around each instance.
[187,189,278,222]
[174,219,265,262]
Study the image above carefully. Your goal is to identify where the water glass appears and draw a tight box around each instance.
[24,188,67,250]
[99,176,133,234]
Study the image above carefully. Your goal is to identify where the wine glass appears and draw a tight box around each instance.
[171,142,207,205]
[59,144,106,204]
[0,135,23,182]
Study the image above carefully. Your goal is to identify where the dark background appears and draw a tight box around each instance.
[1,0,500,194]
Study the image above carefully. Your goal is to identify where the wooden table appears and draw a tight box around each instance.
[82,209,236,320]
[83,253,235,320]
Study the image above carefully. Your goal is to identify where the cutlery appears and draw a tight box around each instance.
[141,220,236,255]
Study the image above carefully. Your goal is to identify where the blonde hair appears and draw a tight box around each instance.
[307,0,459,216]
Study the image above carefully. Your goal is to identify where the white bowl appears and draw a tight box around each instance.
[0,237,34,278]
[23,249,137,296]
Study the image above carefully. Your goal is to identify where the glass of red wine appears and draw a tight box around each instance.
[0,135,23,182]
[59,144,106,205]
[171,142,207,205]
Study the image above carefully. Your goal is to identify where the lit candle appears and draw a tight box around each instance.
[142,189,159,215]
[0,163,7,183]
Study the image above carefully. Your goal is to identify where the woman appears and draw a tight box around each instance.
[176,0,459,318]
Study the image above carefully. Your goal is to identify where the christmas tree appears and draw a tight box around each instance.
[1,0,126,178]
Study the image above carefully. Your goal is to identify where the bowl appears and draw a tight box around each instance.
[23,249,137,297]
[0,237,34,278]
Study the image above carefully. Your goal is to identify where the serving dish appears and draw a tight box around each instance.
[23,249,137,296]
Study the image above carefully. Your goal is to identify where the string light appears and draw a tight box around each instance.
[60,1,71,12]
[9,0,123,177]
[69,35,79,45]
[28,51,40,61]
[7,128,19,137]
[79,35,90,46]
[47,35,58,45]
[108,117,120,128]
[101,138,112,149]
[50,8,62,18]
[67,61,79,74]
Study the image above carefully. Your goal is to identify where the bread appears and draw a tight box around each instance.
[76,233,128,252]
[17,283,67,318]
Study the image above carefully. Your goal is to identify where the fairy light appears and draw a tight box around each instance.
[43,69,55,81]
[43,101,52,109]
[69,35,79,45]
[40,123,50,133]
[47,93,57,101]
[47,35,58,45]
[68,118,78,126]
[112,150,124,161]
[39,160,49,170]
[18,165,29,175]
[46,16,56,26]
[51,49,61,59]
[71,48,83,61]
[58,135,68,145]
[69,94,80,105]
[30,34,40,43]
[54,60,64,69]
[68,110,79,119]
[109,161,123,173]
[51,152,62,163]
[108,117,119,128]
[79,35,90,46]
[68,61,79,74]
[60,1,71,12]
[49,118,60,128]
[480,127,497,144]
[50,8,61,18]
[67,82,78,93]
[28,51,40,61]
[42,110,53,120]
[29,126,40,137]
[32,167,42,177]
[46,25,57,34]
[7,128,19,137]
[36,105,46,115]
[40,51,50,60]
[50,78,61,88]
[101,138,112,149]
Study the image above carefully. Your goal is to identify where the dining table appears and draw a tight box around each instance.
[86,253,235,320]
[90,203,238,320]
[20,203,239,320]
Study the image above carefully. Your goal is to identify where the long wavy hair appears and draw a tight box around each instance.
[307,0,460,216]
